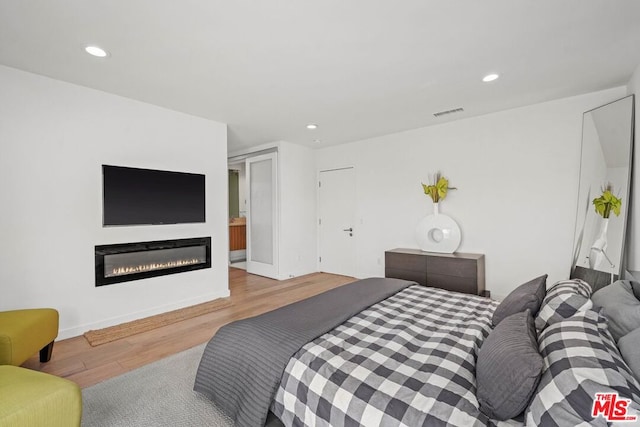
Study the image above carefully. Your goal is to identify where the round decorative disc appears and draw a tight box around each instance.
[415,213,462,253]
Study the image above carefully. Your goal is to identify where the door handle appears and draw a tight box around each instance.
[343,228,353,232]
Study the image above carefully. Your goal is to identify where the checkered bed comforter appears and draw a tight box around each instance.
[526,308,640,426]
[272,284,510,427]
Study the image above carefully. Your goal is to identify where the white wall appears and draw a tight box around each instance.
[316,87,626,299]
[626,65,640,271]
[0,66,229,339]
[278,141,318,279]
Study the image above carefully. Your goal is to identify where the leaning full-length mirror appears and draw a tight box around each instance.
[571,95,635,291]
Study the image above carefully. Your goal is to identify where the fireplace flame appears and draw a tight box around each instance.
[109,258,203,277]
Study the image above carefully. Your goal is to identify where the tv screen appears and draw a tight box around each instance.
[102,165,205,226]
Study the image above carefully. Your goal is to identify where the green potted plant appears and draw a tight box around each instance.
[416,172,461,253]
[592,185,622,219]
[589,184,622,269]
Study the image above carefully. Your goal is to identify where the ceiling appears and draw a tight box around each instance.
[1,1,640,152]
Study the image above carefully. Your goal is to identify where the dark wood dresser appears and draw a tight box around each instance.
[385,248,486,296]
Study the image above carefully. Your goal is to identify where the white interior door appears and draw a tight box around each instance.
[319,167,357,277]
[246,153,279,279]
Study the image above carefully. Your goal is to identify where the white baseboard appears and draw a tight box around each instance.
[58,289,231,340]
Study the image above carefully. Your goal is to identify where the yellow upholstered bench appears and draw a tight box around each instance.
[0,309,59,366]
[0,365,82,427]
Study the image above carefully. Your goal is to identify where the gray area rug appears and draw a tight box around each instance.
[82,344,233,426]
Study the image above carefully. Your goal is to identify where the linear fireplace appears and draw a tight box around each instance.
[95,237,211,286]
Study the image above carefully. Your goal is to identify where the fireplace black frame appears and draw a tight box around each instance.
[95,237,211,287]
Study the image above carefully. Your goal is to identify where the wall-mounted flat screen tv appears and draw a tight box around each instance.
[102,165,205,226]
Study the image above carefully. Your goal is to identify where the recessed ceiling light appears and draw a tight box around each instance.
[306,124,318,130]
[85,45,109,58]
[482,73,499,82]
[313,139,322,144]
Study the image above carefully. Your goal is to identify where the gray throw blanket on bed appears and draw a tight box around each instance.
[193,277,414,427]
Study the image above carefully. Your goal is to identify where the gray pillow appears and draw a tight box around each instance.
[492,274,547,327]
[618,327,640,382]
[631,281,640,301]
[592,280,640,342]
[477,310,544,420]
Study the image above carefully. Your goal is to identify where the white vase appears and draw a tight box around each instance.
[588,218,609,269]
[415,203,462,253]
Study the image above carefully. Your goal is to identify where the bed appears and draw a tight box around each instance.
[194,276,640,426]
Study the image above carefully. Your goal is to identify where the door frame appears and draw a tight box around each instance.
[228,147,280,279]
[245,152,280,279]
[316,166,357,276]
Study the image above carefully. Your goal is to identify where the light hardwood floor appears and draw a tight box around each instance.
[22,268,356,388]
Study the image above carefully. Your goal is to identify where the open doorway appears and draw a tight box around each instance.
[228,162,246,269]
[228,148,280,279]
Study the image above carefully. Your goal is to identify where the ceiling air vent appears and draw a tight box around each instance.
[433,107,464,118]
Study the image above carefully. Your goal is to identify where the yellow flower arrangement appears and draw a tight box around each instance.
[593,184,622,219]
[422,172,456,203]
